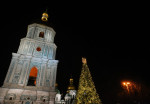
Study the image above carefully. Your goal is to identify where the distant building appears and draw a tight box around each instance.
[55,77,76,104]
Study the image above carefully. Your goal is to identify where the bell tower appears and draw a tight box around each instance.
[0,11,58,104]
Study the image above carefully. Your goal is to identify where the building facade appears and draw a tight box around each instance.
[0,12,58,104]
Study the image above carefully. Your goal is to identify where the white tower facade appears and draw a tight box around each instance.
[0,13,58,104]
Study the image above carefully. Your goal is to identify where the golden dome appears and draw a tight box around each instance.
[41,12,48,22]
[67,78,75,90]
[68,85,75,90]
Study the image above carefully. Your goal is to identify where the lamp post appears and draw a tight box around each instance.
[122,81,131,93]
[120,80,146,103]
[120,81,133,103]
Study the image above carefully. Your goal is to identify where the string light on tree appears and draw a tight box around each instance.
[76,57,102,104]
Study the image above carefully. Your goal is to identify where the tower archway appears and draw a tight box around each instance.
[27,67,38,86]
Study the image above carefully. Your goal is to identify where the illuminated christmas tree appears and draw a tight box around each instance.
[76,57,102,104]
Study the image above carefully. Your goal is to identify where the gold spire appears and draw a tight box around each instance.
[41,10,48,22]
[67,77,75,90]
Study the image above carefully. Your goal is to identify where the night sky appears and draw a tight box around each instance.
[0,1,149,103]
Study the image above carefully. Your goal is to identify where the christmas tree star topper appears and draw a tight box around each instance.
[82,57,87,64]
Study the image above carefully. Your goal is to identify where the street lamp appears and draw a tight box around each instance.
[121,81,143,103]
[122,81,132,93]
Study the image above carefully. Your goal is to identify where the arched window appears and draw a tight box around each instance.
[39,32,44,38]
[27,67,38,86]
[9,97,13,100]
[43,99,46,102]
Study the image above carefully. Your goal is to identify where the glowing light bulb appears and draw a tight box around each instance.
[127,82,130,85]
